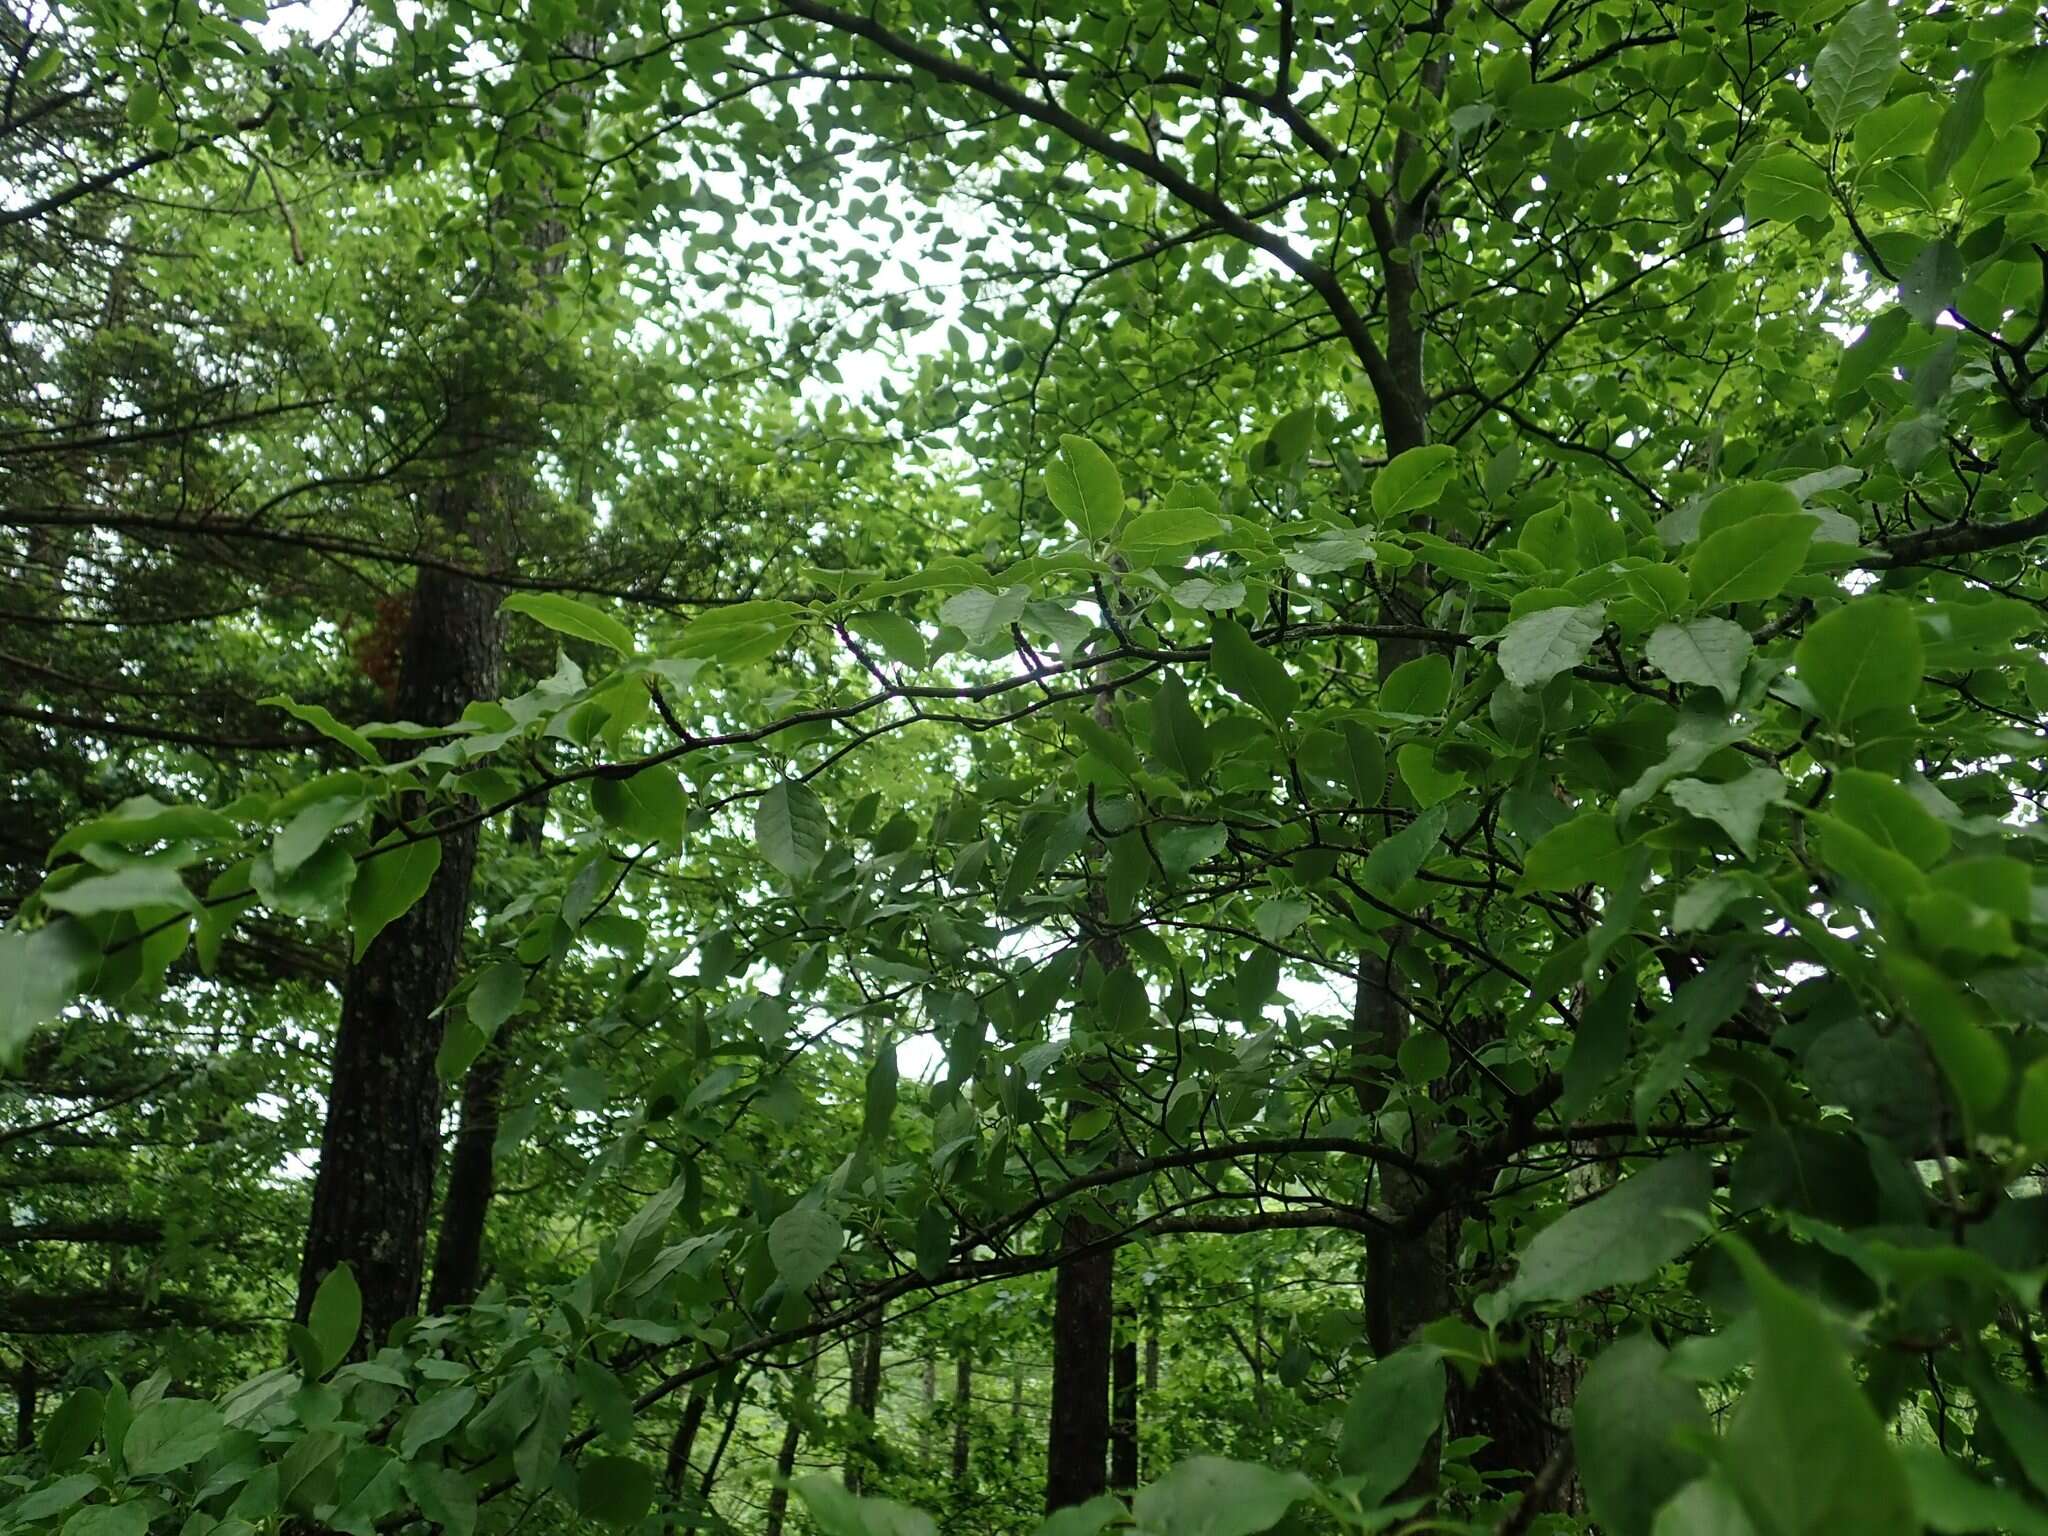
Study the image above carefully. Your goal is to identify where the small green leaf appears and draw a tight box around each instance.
[1337,1345,1445,1502]
[501,592,635,656]
[1809,0,1900,132]
[591,765,686,850]
[1646,617,1752,702]
[307,1262,362,1373]
[768,1206,844,1296]
[1794,597,1923,725]
[1045,434,1124,540]
[124,1397,226,1476]
[1575,1335,1710,1536]
[1131,1456,1314,1536]
[1721,1240,1917,1535]
[1209,620,1297,726]
[1517,811,1624,893]
[577,1457,656,1526]
[263,696,381,763]
[755,780,831,880]
[1501,1152,1712,1309]
[1498,603,1605,688]
[348,836,443,961]
[1372,445,1457,519]
[1743,153,1831,224]
[1689,514,1814,608]
[1379,653,1452,715]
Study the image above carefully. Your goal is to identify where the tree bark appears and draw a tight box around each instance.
[14,1360,34,1449]
[666,1390,710,1500]
[1046,1224,1113,1510]
[292,558,500,1345]
[845,1313,884,1493]
[426,1029,511,1313]
[950,1353,972,1485]
[1110,1310,1137,1494]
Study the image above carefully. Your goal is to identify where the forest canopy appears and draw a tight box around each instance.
[4,0,2048,1532]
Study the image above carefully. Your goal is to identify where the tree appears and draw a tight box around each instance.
[8,1,2048,1535]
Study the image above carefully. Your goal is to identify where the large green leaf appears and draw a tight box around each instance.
[348,835,443,961]
[501,592,635,656]
[1575,1335,1710,1536]
[1045,434,1124,540]
[1498,603,1604,688]
[1794,597,1924,725]
[1209,620,1297,726]
[768,1206,844,1295]
[755,779,831,880]
[1372,445,1457,518]
[123,1398,225,1476]
[1500,1153,1713,1309]
[1809,0,1900,132]
[1688,514,1813,608]
[1130,1456,1314,1536]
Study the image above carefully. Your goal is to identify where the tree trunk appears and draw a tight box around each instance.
[426,1029,511,1313]
[1110,1311,1137,1494]
[1045,1226,1113,1510]
[764,1411,803,1536]
[14,1360,34,1449]
[666,1390,710,1500]
[292,559,500,1345]
[845,1313,884,1493]
[950,1353,972,1485]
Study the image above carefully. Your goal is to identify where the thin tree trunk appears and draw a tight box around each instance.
[696,1378,748,1519]
[293,557,500,1343]
[950,1353,972,1485]
[763,1358,814,1536]
[14,1360,33,1449]
[846,1312,884,1493]
[426,1030,510,1313]
[1110,1309,1137,1495]
[666,1390,710,1499]
[920,1352,936,1467]
[1046,1214,1112,1509]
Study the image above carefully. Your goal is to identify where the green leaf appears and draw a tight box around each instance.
[500,592,634,656]
[60,1505,150,1536]
[1809,0,1899,132]
[124,1397,225,1476]
[1132,1457,1313,1536]
[1899,240,1962,327]
[1743,153,1831,224]
[0,922,93,1069]
[307,1262,362,1373]
[39,1389,103,1470]
[1034,1495,1124,1536]
[401,1462,476,1536]
[273,793,371,879]
[1501,1152,1712,1309]
[1575,1335,1710,1536]
[846,612,926,669]
[466,960,525,1036]
[1665,767,1785,859]
[1688,514,1814,608]
[1363,803,1447,896]
[1337,1345,1445,1502]
[591,765,686,850]
[8,1476,99,1523]
[1646,617,1752,702]
[1045,434,1124,540]
[1372,445,1457,519]
[1827,768,1948,867]
[1721,1241,1916,1536]
[1498,602,1605,688]
[755,780,831,880]
[263,696,381,763]
[1148,673,1211,781]
[1120,503,1225,562]
[577,1457,656,1526]
[1517,811,1624,893]
[676,600,804,664]
[397,1387,477,1458]
[1379,653,1452,715]
[768,1206,843,1296]
[1853,96,1942,163]
[49,796,237,859]
[1794,597,1923,725]
[42,865,196,917]
[938,584,1029,647]
[1903,1447,2048,1536]
[793,1476,937,1536]
[1209,620,1297,726]
[348,836,443,961]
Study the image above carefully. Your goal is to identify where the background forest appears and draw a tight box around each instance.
[4,0,2048,1532]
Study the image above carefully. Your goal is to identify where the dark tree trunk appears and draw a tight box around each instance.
[666,1390,710,1498]
[14,1360,34,1449]
[293,562,500,1346]
[764,1411,803,1536]
[950,1353,972,1485]
[1045,1223,1112,1511]
[426,1030,511,1313]
[1110,1313,1137,1494]
[845,1314,884,1493]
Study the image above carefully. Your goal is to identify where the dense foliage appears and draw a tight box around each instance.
[6,0,2048,1532]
